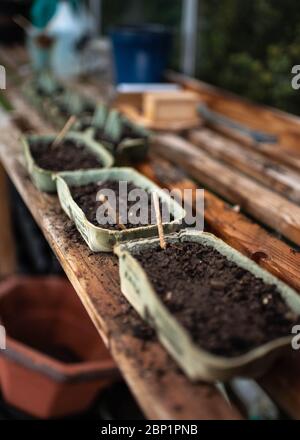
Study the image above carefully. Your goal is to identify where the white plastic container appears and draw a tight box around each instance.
[48,2,93,78]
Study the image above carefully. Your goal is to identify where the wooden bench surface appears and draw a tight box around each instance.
[1,46,300,419]
[0,89,241,420]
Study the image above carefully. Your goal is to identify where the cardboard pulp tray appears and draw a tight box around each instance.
[76,107,150,162]
[56,167,186,252]
[115,229,300,382]
[23,131,114,193]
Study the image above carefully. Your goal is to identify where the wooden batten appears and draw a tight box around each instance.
[202,122,300,173]
[167,70,300,152]
[152,134,300,247]
[138,157,300,293]
[189,128,300,204]
[0,163,17,278]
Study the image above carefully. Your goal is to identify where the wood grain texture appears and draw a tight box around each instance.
[259,353,300,420]
[138,156,300,292]
[189,128,300,203]
[152,134,300,247]
[167,71,300,152]
[0,163,17,278]
[193,120,300,174]
[0,91,241,420]
[117,103,201,132]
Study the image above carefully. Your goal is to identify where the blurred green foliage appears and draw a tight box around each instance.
[0,92,12,111]
[199,0,300,113]
[102,0,300,114]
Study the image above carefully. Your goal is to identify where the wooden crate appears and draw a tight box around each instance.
[143,90,199,123]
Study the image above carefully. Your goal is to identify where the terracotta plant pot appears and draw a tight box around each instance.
[0,277,119,419]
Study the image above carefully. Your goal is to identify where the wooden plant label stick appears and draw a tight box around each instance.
[98,194,127,231]
[153,191,166,249]
[52,115,77,148]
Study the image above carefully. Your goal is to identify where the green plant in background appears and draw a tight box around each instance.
[0,92,12,111]
[102,0,300,114]
[199,0,300,114]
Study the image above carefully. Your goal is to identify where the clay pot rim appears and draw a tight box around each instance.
[0,277,118,383]
[2,338,117,383]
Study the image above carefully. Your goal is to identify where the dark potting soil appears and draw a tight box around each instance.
[94,124,146,151]
[77,120,93,132]
[119,124,147,142]
[55,100,95,118]
[133,242,300,357]
[71,180,173,230]
[75,118,146,150]
[93,129,119,150]
[36,85,63,98]
[30,139,102,172]
[71,122,119,148]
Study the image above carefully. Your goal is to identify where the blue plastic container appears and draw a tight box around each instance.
[110,25,172,84]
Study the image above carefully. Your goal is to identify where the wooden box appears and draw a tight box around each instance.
[143,91,199,123]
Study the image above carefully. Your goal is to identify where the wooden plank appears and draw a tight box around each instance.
[259,353,300,420]
[0,91,241,420]
[137,157,300,292]
[152,134,300,247]
[189,128,300,204]
[167,71,300,175]
[195,119,300,174]
[167,71,300,153]
[0,163,17,278]
[0,103,17,278]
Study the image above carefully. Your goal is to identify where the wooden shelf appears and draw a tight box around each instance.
[1,47,300,419]
[0,90,241,420]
